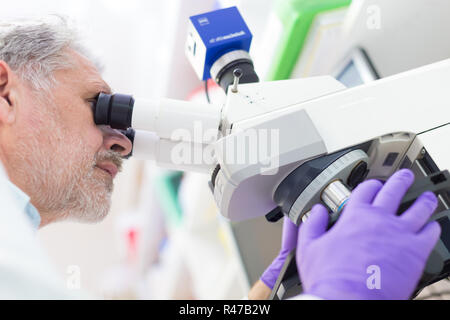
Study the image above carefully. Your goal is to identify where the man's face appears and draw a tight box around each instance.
[6,49,132,226]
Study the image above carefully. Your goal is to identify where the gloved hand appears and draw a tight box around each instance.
[297,169,441,300]
[260,217,299,290]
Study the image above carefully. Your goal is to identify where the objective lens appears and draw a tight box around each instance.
[321,180,351,213]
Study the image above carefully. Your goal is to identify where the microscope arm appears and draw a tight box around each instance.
[130,98,222,173]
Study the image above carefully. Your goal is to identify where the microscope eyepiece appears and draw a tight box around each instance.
[94,93,135,130]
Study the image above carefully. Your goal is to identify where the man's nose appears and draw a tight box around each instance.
[99,126,133,158]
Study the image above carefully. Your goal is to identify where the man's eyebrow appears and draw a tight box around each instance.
[87,79,113,95]
[98,82,113,95]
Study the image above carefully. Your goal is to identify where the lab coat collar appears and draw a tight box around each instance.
[8,182,41,230]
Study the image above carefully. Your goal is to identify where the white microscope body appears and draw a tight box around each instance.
[130,58,450,225]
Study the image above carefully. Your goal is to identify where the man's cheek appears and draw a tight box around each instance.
[79,127,103,154]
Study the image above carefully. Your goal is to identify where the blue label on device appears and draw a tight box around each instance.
[189,6,253,80]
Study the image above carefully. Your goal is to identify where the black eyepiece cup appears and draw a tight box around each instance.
[94,93,135,130]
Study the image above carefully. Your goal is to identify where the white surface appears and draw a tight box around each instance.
[417,125,450,171]
[253,12,283,80]
[133,98,221,144]
[133,130,159,162]
[306,59,450,153]
[185,19,208,80]
[222,76,346,131]
[329,0,450,77]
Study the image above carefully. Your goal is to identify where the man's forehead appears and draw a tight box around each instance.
[68,49,112,94]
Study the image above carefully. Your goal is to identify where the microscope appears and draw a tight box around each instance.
[93,7,450,299]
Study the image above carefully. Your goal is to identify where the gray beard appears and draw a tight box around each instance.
[11,113,122,224]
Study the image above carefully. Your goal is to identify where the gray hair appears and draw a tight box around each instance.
[0,15,95,91]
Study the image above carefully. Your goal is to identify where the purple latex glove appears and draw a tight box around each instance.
[261,217,299,289]
[297,169,441,300]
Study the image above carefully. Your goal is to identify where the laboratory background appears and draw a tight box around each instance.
[3,0,450,300]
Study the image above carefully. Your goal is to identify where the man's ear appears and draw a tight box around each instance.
[0,61,16,124]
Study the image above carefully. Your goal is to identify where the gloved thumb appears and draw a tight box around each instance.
[299,204,329,246]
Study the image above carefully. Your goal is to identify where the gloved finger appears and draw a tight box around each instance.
[399,192,438,233]
[346,179,383,207]
[415,221,441,254]
[299,204,329,246]
[260,258,285,290]
[372,169,415,214]
[280,217,300,254]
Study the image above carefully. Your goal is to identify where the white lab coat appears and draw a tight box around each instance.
[0,164,84,299]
